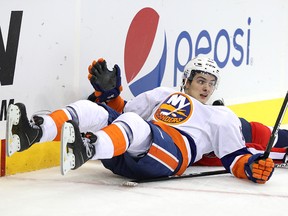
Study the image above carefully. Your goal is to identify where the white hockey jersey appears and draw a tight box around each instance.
[124,87,246,164]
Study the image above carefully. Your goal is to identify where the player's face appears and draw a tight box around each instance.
[184,73,216,104]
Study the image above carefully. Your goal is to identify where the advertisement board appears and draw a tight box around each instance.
[1,0,288,174]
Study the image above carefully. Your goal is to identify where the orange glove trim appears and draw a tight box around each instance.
[106,96,125,113]
[97,58,104,63]
[88,64,92,74]
[231,154,251,179]
[94,91,102,97]
[88,58,104,74]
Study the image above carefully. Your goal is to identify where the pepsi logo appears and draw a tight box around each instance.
[124,7,167,96]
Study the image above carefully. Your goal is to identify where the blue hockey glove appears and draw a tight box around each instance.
[244,153,274,184]
[88,58,122,103]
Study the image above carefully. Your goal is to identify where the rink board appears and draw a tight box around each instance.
[1,1,288,176]
[1,97,288,176]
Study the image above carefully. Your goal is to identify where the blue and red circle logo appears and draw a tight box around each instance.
[124,7,167,96]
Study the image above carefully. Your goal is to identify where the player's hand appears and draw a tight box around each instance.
[244,153,274,184]
[88,58,122,103]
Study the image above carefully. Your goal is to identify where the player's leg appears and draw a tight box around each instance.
[102,114,191,178]
[247,121,288,163]
[61,111,188,179]
[241,118,288,148]
[61,120,96,175]
[61,111,152,175]
[6,100,111,156]
[92,112,152,159]
[6,103,43,156]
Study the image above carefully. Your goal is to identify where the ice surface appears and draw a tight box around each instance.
[0,160,287,216]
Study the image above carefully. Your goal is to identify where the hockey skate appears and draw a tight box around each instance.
[6,103,42,157]
[61,120,96,175]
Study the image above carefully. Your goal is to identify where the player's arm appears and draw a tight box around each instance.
[222,150,274,184]
[87,58,125,113]
[124,87,174,120]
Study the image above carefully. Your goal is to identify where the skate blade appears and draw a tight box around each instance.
[60,122,76,175]
[6,104,21,157]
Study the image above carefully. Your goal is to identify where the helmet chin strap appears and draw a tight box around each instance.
[180,79,186,92]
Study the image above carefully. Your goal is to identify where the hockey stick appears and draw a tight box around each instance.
[123,161,288,187]
[275,162,288,168]
[262,91,288,159]
[123,169,229,186]
[123,160,288,186]
[274,148,288,168]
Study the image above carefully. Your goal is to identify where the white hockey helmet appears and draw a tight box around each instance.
[181,56,220,91]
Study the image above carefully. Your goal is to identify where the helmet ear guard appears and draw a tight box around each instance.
[180,56,221,91]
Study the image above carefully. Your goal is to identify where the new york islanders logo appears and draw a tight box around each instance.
[154,93,193,125]
[124,7,167,96]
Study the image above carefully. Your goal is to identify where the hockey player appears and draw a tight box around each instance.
[7,79,274,184]
[86,57,288,165]
[178,57,288,165]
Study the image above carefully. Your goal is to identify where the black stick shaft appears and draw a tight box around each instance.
[263,91,288,159]
[131,169,229,184]
[130,161,288,185]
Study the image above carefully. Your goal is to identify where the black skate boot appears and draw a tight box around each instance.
[60,120,96,175]
[6,103,42,156]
